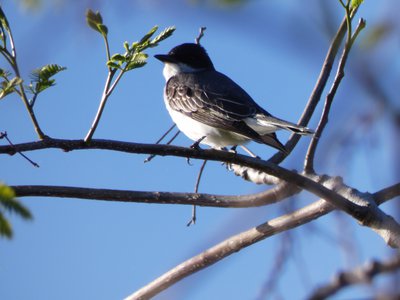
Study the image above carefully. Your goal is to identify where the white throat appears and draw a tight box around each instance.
[162,62,203,81]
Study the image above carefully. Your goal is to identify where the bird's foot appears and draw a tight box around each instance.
[229,145,238,154]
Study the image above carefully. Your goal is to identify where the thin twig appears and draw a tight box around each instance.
[0,132,39,167]
[84,69,116,142]
[187,159,208,226]
[2,22,46,139]
[240,145,259,158]
[144,128,180,163]
[304,18,366,173]
[195,27,207,45]
[268,11,357,165]
[153,124,176,145]
[103,34,111,68]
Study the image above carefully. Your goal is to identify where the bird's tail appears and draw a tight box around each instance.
[259,115,314,135]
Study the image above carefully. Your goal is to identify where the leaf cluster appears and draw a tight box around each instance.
[0,6,66,104]
[0,70,21,100]
[108,25,175,71]
[86,9,174,71]
[28,64,67,95]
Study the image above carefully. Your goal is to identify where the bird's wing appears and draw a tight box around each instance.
[165,71,287,152]
[166,71,264,139]
[166,71,262,119]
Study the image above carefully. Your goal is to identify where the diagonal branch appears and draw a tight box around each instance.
[124,182,398,300]
[304,18,366,173]
[125,199,335,300]
[268,11,355,164]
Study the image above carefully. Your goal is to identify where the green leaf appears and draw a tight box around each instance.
[0,184,15,201]
[139,25,158,45]
[106,61,121,69]
[125,52,148,71]
[123,41,130,52]
[98,24,108,36]
[0,76,22,100]
[0,211,12,239]
[86,9,108,36]
[0,6,10,32]
[0,68,11,79]
[150,26,176,47]
[35,64,67,81]
[30,64,66,94]
[0,183,32,239]
[110,53,126,62]
[351,0,364,8]
[107,25,174,74]
[130,41,139,51]
[126,60,147,71]
[0,184,32,220]
[133,52,149,61]
[86,9,103,30]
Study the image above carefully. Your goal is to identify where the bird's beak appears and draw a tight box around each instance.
[154,54,177,63]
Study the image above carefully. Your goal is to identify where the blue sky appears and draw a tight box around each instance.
[1,1,399,299]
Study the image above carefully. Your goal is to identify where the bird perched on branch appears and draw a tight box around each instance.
[155,43,313,153]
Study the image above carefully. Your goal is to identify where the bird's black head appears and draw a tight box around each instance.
[155,43,215,70]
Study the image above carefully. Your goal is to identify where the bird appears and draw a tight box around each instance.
[154,43,313,153]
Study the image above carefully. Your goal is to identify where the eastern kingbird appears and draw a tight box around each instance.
[155,43,313,153]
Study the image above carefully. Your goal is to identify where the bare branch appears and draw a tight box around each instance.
[308,254,400,300]
[227,163,282,185]
[187,159,208,226]
[304,18,366,173]
[2,138,399,241]
[84,69,116,142]
[124,198,335,300]
[373,183,400,205]
[11,182,297,208]
[195,27,207,45]
[268,13,351,164]
[0,131,39,167]
[144,126,179,163]
[124,182,400,299]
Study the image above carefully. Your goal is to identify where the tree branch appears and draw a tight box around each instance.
[304,18,366,173]
[373,182,400,205]
[308,254,400,300]
[84,69,116,142]
[2,138,399,241]
[11,182,297,208]
[123,183,399,300]
[268,12,354,164]
[125,199,335,300]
